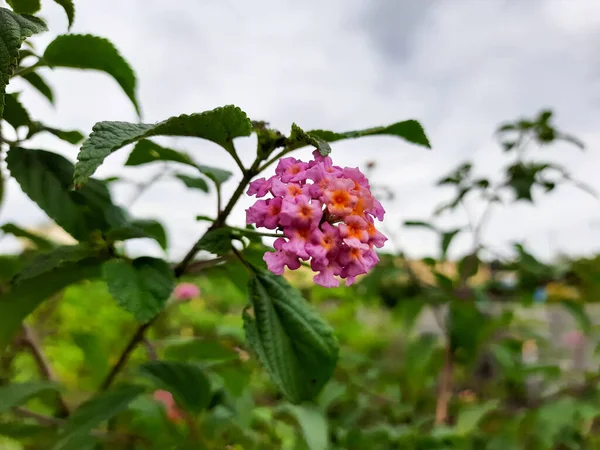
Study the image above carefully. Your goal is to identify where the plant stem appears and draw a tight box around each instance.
[435,336,453,425]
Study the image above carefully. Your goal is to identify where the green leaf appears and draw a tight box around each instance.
[289,119,431,152]
[3,92,30,130]
[106,219,168,251]
[560,300,591,334]
[441,229,461,259]
[1,222,55,250]
[52,0,75,29]
[196,227,235,255]
[125,139,197,168]
[74,105,252,187]
[6,147,127,240]
[52,385,145,450]
[289,123,332,156]
[0,7,47,118]
[0,382,58,413]
[6,0,41,14]
[102,257,175,323]
[197,165,232,186]
[244,271,339,403]
[283,403,329,450]
[15,244,99,282]
[27,122,85,144]
[163,338,238,363]
[456,400,499,436]
[43,34,139,115]
[458,253,479,281]
[0,258,102,350]
[403,220,437,232]
[139,361,211,413]
[21,71,54,103]
[175,174,209,192]
[71,332,109,383]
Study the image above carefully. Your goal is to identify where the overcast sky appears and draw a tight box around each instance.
[1,0,599,263]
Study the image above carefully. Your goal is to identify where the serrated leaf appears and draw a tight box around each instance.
[52,0,74,29]
[102,257,175,323]
[3,92,29,130]
[1,222,55,250]
[106,219,168,250]
[283,403,329,450]
[0,7,47,117]
[244,271,339,403]
[43,34,139,115]
[441,229,461,259]
[21,71,54,103]
[6,0,41,14]
[197,165,232,186]
[0,258,102,349]
[74,105,252,187]
[175,174,209,192]
[125,139,197,168]
[0,381,58,413]
[289,123,332,156]
[560,300,591,334]
[456,400,499,436]
[139,361,211,413]
[6,147,127,240]
[289,119,431,152]
[52,385,145,450]
[16,244,98,282]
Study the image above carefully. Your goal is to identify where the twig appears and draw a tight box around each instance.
[143,338,158,361]
[435,339,453,425]
[21,325,70,417]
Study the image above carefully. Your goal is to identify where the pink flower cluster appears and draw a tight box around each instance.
[246,150,387,287]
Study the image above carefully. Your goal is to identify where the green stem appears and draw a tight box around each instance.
[12,61,43,78]
[231,227,283,239]
[258,147,293,173]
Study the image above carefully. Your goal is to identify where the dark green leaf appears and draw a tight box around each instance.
[27,122,85,144]
[0,381,58,413]
[6,0,41,14]
[43,34,139,115]
[163,338,238,363]
[0,7,47,117]
[441,229,461,259]
[458,253,479,281]
[21,71,54,103]
[196,215,214,222]
[197,165,232,186]
[102,257,175,323]
[0,258,102,349]
[6,147,127,240]
[52,0,74,29]
[71,332,108,383]
[456,400,499,436]
[139,361,211,413]
[1,222,55,250]
[283,403,329,450]
[505,162,551,202]
[125,139,197,168]
[560,301,591,334]
[106,219,168,250]
[289,123,332,156]
[403,220,437,231]
[3,92,30,130]
[244,271,339,403]
[52,385,145,450]
[175,174,209,192]
[0,422,53,440]
[74,105,252,187]
[291,119,431,151]
[15,244,99,282]
[196,228,235,255]
[437,162,472,186]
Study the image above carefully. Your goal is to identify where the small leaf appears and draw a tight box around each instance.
[21,71,54,103]
[43,34,139,115]
[0,258,102,349]
[52,385,145,450]
[0,382,58,413]
[196,228,235,255]
[1,222,55,250]
[175,174,209,192]
[3,92,30,130]
[103,257,175,323]
[458,253,479,281]
[15,244,99,282]
[6,147,128,240]
[74,105,252,187]
[27,123,85,144]
[559,133,585,150]
[560,300,591,334]
[6,0,41,14]
[0,7,47,118]
[283,403,329,450]
[289,123,332,156]
[456,400,499,436]
[403,220,437,232]
[292,119,431,151]
[139,361,211,413]
[441,229,461,259]
[244,271,339,403]
[125,139,197,168]
[197,165,232,186]
[52,0,75,29]
[106,219,168,250]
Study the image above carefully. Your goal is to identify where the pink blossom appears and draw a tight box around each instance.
[246,151,387,287]
[153,390,184,423]
[173,283,200,300]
